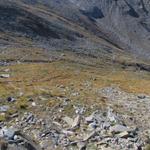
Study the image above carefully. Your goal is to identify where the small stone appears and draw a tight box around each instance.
[87,122,97,131]
[32,102,36,107]
[39,96,47,101]
[117,131,130,138]
[59,85,65,88]
[97,140,108,146]
[1,127,19,140]
[0,74,10,78]
[25,113,35,124]
[7,97,16,102]
[138,95,146,99]
[72,92,79,96]
[53,121,62,127]
[110,125,131,133]
[85,114,94,123]
[62,130,74,136]
[71,115,80,129]
[0,130,4,138]
[62,116,74,127]
[13,135,18,140]
[0,105,10,112]
[11,113,18,118]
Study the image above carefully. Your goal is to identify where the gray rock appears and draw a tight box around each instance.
[0,74,10,78]
[0,127,42,150]
[10,113,18,118]
[71,115,80,129]
[110,125,131,133]
[107,108,118,123]
[62,130,74,136]
[0,127,19,140]
[62,115,81,129]
[85,114,94,123]
[0,105,10,112]
[87,122,97,131]
[7,97,16,102]
[62,116,74,127]
[117,131,130,138]
[31,102,36,107]
[138,95,146,99]
[25,113,34,123]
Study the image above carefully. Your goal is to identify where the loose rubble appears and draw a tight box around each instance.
[0,87,149,150]
[0,126,41,150]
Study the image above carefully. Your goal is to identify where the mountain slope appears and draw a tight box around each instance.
[35,0,150,59]
[0,0,150,63]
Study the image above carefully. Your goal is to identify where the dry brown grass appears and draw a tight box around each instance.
[0,60,149,119]
[0,60,149,100]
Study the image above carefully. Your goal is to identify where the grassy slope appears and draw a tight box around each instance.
[0,55,150,121]
[0,60,150,99]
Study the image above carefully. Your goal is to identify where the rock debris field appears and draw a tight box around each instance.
[0,86,150,150]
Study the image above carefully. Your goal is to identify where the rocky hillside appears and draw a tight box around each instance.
[0,1,150,150]
[0,0,150,61]
[0,62,150,150]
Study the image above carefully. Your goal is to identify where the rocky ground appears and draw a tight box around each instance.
[0,63,150,150]
[0,0,150,149]
[0,68,150,150]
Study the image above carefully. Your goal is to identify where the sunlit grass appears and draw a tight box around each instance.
[0,61,149,101]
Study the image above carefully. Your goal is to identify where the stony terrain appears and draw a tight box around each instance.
[0,85,150,150]
[0,0,150,150]
[0,60,149,150]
